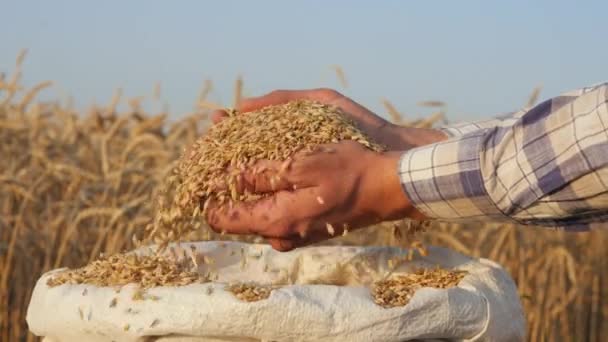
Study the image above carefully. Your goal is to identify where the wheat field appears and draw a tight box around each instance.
[0,53,606,341]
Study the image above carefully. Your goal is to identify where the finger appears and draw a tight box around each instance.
[215,150,330,195]
[267,229,336,252]
[206,187,321,237]
[211,110,229,124]
[232,152,326,194]
[206,160,297,196]
[267,238,296,252]
[238,159,295,193]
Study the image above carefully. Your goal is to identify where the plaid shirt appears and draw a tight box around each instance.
[399,82,608,231]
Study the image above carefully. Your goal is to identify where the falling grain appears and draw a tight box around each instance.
[144,100,384,250]
[330,65,349,88]
[326,223,335,236]
[417,100,445,108]
[233,75,243,107]
[16,48,27,67]
[381,98,404,124]
[526,85,543,107]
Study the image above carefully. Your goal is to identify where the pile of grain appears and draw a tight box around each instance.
[227,282,275,302]
[371,267,467,308]
[46,252,202,289]
[145,100,384,250]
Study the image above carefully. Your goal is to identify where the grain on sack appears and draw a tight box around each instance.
[371,267,467,308]
[47,252,202,289]
[227,283,275,302]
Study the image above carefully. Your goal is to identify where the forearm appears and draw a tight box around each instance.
[377,123,448,151]
[397,82,608,230]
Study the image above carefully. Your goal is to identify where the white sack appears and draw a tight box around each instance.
[27,241,525,342]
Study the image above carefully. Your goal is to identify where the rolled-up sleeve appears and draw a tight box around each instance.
[399,82,608,231]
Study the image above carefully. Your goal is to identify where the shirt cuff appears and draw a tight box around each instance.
[398,130,509,222]
[438,111,519,138]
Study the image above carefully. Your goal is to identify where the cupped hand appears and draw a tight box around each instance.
[205,140,426,252]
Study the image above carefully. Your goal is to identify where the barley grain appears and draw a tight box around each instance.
[144,100,384,249]
[372,267,467,308]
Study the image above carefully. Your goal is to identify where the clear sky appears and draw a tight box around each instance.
[1,0,607,122]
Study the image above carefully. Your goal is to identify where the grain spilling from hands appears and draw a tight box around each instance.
[145,100,385,249]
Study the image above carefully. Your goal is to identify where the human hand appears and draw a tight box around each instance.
[212,88,446,151]
[206,140,426,252]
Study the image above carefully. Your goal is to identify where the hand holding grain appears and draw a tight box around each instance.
[206,140,426,251]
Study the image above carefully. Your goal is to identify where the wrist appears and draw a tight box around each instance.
[377,124,448,150]
[364,151,426,222]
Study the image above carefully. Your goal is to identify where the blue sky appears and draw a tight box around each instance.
[1,1,607,122]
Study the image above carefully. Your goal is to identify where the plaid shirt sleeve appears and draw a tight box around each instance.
[399,82,608,231]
